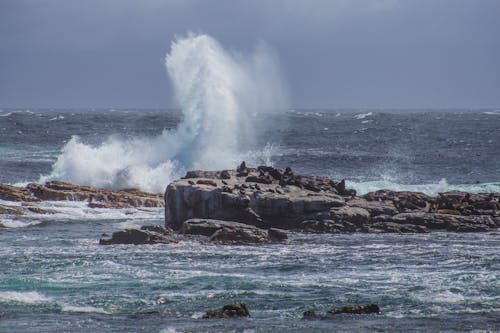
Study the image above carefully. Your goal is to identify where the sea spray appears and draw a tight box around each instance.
[40,34,288,192]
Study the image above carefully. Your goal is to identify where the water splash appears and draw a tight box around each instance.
[41,33,288,192]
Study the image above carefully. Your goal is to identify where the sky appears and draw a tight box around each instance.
[0,0,499,109]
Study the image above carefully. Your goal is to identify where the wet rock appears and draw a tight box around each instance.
[99,228,178,245]
[390,212,496,231]
[209,226,269,244]
[140,225,174,235]
[363,222,428,233]
[182,219,274,244]
[0,204,25,215]
[299,219,356,233]
[302,310,323,319]
[24,181,163,208]
[0,183,38,202]
[202,303,250,319]
[327,304,381,315]
[268,228,288,242]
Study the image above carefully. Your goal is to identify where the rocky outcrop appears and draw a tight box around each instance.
[99,226,177,245]
[303,304,381,319]
[165,163,499,234]
[0,181,163,213]
[165,165,347,230]
[0,183,39,202]
[202,303,250,319]
[181,219,287,244]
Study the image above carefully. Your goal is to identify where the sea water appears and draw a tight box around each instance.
[0,34,499,332]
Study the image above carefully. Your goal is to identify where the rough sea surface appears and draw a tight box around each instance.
[0,108,499,332]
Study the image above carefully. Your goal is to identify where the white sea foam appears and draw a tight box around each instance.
[347,178,500,196]
[61,304,109,314]
[0,291,51,304]
[354,111,372,119]
[40,33,287,193]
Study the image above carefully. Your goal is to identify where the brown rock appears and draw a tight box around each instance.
[0,183,38,202]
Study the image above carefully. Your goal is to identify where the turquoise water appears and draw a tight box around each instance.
[0,209,498,332]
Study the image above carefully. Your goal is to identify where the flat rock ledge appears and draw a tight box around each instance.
[165,163,499,234]
[0,181,163,214]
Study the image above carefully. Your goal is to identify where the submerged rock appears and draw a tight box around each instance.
[303,304,381,319]
[202,303,250,319]
[99,227,177,245]
[328,304,381,315]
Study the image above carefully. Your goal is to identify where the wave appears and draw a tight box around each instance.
[40,33,287,193]
[0,291,51,304]
[348,178,500,196]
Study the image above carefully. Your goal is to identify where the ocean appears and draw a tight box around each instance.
[0,108,499,332]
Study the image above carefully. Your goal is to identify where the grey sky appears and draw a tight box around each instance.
[1,0,499,109]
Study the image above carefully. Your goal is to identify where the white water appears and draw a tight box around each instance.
[349,178,500,196]
[41,33,287,193]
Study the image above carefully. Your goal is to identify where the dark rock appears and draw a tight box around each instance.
[245,175,272,184]
[140,225,173,235]
[220,170,231,179]
[202,303,250,319]
[209,226,269,244]
[302,310,322,319]
[299,219,356,233]
[328,304,381,315]
[268,228,288,241]
[363,222,428,233]
[99,228,178,245]
[364,190,433,213]
[236,161,249,177]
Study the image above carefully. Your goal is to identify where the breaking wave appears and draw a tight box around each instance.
[41,33,288,193]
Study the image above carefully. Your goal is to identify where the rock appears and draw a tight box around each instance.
[329,206,370,227]
[302,310,323,319]
[202,303,250,319]
[0,183,38,202]
[209,226,269,244]
[363,222,428,233]
[220,170,231,179]
[182,219,276,244]
[0,204,25,215]
[299,219,356,233]
[99,228,178,245]
[327,304,381,315]
[196,179,218,187]
[140,225,174,235]
[165,175,346,230]
[389,212,496,231]
[24,181,163,208]
[268,228,288,242]
[347,197,398,216]
[364,190,433,213]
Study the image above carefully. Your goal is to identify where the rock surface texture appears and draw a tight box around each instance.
[165,163,499,234]
[0,181,163,212]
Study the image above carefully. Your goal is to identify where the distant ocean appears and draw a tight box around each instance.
[0,108,499,333]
